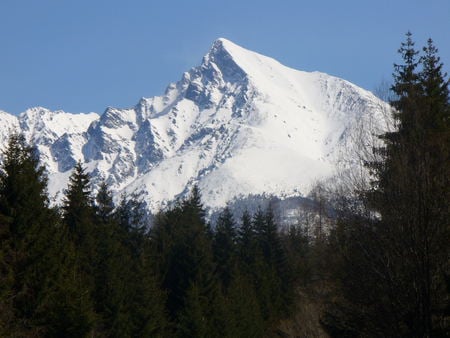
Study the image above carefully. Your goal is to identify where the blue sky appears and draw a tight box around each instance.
[1,0,449,115]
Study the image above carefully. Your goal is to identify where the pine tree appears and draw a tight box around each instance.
[0,133,50,335]
[213,207,237,289]
[91,182,127,336]
[63,161,94,242]
[415,38,450,336]
[61,161,97,334]
[95,180,115,222]
[124,203,168,337]
[283,223,311,286]
[99,193,168,337]
[236,209,256,270]
[0,134,90,336]
[325,33,450,337]
[152,186,220,335]
[375,33,450,336]
[255,207,293,324]
[225,272,265,337]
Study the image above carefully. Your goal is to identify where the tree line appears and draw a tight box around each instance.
[0,32,448,337]
[0,134,299,336]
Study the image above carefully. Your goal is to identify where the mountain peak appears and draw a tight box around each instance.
[200,38,249,84]
[203,38,295,89]
[206,38,260,69]
[211,38,241,53]
[0,39,388,213]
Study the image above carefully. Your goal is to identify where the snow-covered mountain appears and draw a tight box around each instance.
[0,38,388,211]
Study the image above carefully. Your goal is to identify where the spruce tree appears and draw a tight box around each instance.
[326,33,450,336]
[415,38,450,336]
[0,134,88,336]
[63,161,94,242]
[95,180,115,222]
[123,200,168,337]
[213,207,237,289]
[101,193,168,337]
[152,186,220,335]
[91,182,127,336]
[225,272,265,337]
[253,207,292,325]
[0,133,50,335]
[61,161,97,334]
[236,209,256,270]
[374,33,450,336]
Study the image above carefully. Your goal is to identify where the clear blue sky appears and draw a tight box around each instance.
[1,0,449,115]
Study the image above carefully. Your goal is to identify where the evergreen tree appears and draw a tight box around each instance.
[0,133,50,335]
[325,33,450,337]
[0,134,89,336]
[242,207,289,328]
[61,161,97,334]
[152,186,220,336]
[225,272,265,337]
[284,223,311,285]
[116,193,149,253]
[63,161,94,242]
[95,180,115,222]
[111,194,168,337]
[236,209,256,270]
[415,37,450,336]
[91,182,128,336]
[213,207,237,289]
[374,33,450,336]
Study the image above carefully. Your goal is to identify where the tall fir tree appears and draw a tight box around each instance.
[61,161,97,335]
[325,33,450,337]
[213,207,237,289]
[63,161,95,243]
[95,180,115,222]
[117,194,168,337]
[236,209,256,270]
[152,186,221,336]
[0,133,51,335]
[252,207,292,325]
[0,134,90,336]
[375,33,450,336]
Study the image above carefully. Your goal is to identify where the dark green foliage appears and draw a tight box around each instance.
[61,162,99,335]
[0,137,304,336]
[283,223,311,286]
[61,164,168,337]
[63,161,95,242]
[236,209,255,269]
[177,283,210,338]
[118,197,168,337]
[91,184,167,337]
[0,134,92,336]
[213,207,237,289]
[254,207,293,322]
[95,180,115,222]
[225,272,265,337]
[151,186,221,336]
[150,186,301,336]
[324,33,450,337]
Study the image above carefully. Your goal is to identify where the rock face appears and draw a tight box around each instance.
[0,38,388,211]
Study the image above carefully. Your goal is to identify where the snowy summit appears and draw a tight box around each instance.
[0,38,388,211]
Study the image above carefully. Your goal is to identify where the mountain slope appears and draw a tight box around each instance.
[0,38,388,211]
[0,110,19,151]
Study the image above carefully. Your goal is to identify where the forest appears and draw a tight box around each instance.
[0,33,448,337]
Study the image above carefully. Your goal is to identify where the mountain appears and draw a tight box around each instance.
[0,38,388,212]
